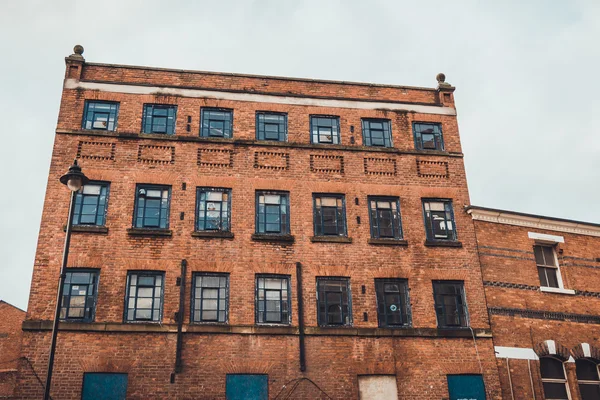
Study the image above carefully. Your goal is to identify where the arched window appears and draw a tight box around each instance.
[576,358,600,400]
[540,357,569,399]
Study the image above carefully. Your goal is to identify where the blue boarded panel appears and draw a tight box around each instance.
[82,373,128,400]
[447,374,486,400]
[226,374,268,400]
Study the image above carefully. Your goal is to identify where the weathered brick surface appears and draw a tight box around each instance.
[0,301,25,398]
[15,54,500,399]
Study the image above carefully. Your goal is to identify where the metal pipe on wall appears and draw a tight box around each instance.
[296,262,306,372]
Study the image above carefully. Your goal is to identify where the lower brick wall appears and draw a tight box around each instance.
[15,331,501,399]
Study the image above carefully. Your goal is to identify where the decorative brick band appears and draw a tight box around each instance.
[254,151,289,170]
[197,148,234,167]
[489,307,600,324]
[416,159,449,178]
[137,144,175,164]
[483,281,539,291]
[77,141,116,161]
[309,154,344,174]
[363,157,397,176]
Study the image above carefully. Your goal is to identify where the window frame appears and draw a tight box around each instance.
[368,196,403,240]
[60,269,100,323]
[312,193,347,237]
[133,184,172,229]
[374,278,411,328]
[200,107,233,138]
[413,122,444,151]
[256,112,288,142]
[82,100,119,131]
[73,181,110,227]
[124,271,165,323]
[534,244,564,289]
[191,272,229,324]
[255,274,292,325]
[195,187,232,232]
[316,277,352,327]
[540,356,570,400]
[310,115,341,145]
[362,118,393,148]
[255,191,290,235]
[577,358,600,400]
[142,104,177,135]
[432,280,469,328]
[422,199,457,242]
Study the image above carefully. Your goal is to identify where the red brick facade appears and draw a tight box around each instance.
[0,301,25,398]
[15,47,501,399]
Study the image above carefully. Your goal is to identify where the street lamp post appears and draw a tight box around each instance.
[44,160,89,400]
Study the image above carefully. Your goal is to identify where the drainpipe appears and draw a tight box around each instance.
[296,262,306,372]
[175,259,187,374]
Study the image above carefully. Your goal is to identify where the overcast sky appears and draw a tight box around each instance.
[1,0,598,310]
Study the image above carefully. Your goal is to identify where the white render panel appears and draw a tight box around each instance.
[495,346,575,362]
[64,79,456,116]
[358,376,399,400]
[528,231,565,243]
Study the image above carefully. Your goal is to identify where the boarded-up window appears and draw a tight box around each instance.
[358,375,398,400]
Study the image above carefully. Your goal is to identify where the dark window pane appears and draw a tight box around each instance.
[423,200,456,241]
[546,268,559,288]
[540,358,566,380]
[542,382,568,398]
[83,101,119,131]
[433,281,468,328]
[200,108,233,138]
[317,278,351,326]
[577,359,600,381]
[375,279,410,327]
[256,113,287,142]
[580,384,600,400]
[538,267,549,287]
[413,122,443,151]
[362,119,392,147]
[134,185,170,229]
[311,116,340,144]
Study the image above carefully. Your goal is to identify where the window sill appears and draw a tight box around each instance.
[127,228,172,237]
[368,238,408,246]
[424,240,462,248]
[310,236,352,243]
[540,287,576,295]
[63,225,108,234]
[251,234,295,243]
[192,231,234,239]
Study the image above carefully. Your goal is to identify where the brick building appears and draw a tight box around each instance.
[15,46,502,399]
[0,300,26,398]
[468,206,600,400]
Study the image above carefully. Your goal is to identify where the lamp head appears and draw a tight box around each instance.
[59,160,89,192]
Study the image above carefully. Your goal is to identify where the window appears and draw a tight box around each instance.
[256,112,287,141]
[256,275,291,324]
[256,191,289,234]
[74,182,109,226]
[375,279,410,327]
[534,245,561,289]
[433,281,468,328]
[540,357,569,399]
[362,119,392,147]
[192,273,229,323]
[310,116,340,144]
[423,199,457,242]
[196,188,231,231]
[125,272,164,322]
[577,359,600,400]
[226,375,268,400]
[82,373,128,400]
[83,101,119,131]
[142,104,177,134]
[317,277,352,326]
[313,194,346,236]
[200,108,233,138]
[413,122,444,151]
[133,185,171,229]
[60,270,99,322]
[368,197,403,239]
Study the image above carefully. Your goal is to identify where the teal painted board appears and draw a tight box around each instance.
[82,373,128,400]
[447,374,486,400]
[226,374,268,400]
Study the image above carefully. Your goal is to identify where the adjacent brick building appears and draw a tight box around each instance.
[0,301,26,398]
[468,206,600,400]
[15,45,503,399]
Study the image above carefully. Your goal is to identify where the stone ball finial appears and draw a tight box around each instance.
[74,45,84,55]
[436,73,446,83]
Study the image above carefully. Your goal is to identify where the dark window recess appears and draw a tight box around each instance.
[433,281,468,328]
[413,122,444,151]
[577,359,600,400]
[196,188,231,231]
[74,182,109,226]
[313,194,347,236]
[534,245,559,288]
[362,119,392,147]
[256,275,291,324]
[375,279,410,327]
[540,357,569,399]
[310,116,340,144]
[192,273,229,323]
[134,185,171,229]
[60,270,99,322]
[317,278,352,326]
[142,104,177,134]
[200,108,233,138]
[368,197,403,239]
[423,200,457,241]
[83,101,119,131]
[256,191,289,234]
[256,112,287,142]
[125,272,163,322]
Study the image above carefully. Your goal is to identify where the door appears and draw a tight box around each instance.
[82,373,128,400]
[226,374,268,400]
[358,375,399,400]
[447,374,486,400]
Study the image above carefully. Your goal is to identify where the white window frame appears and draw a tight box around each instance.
[540,356,571,400]
[531,238,575,295]
[576,359,600,398]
